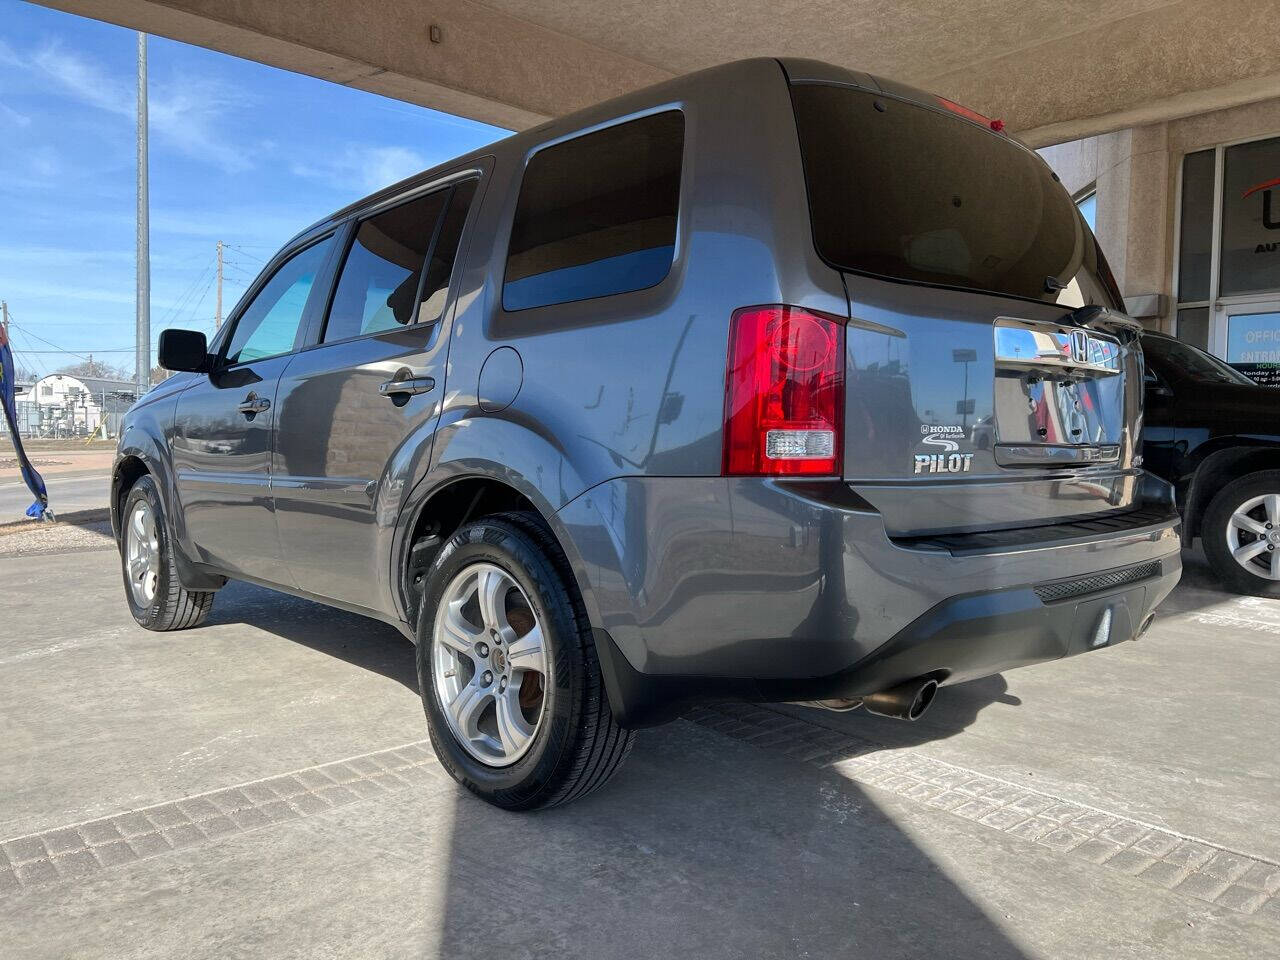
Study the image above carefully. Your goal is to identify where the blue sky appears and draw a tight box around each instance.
[0,0,507,379]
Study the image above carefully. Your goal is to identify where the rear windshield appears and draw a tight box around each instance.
[790,83,1120,308]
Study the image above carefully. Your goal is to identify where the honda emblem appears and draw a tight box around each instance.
[1071,330,1090,364]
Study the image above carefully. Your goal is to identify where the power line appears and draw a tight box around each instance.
[156,262,215,329]
[225,244,267,264]
[14,348,137,354]
[185,269,218,329]
[5,314,94,363]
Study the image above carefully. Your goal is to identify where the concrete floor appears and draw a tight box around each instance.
[1,531,1278,959]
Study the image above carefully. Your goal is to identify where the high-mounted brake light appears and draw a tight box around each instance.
[936,96,1005,133]
[723,306,845,476]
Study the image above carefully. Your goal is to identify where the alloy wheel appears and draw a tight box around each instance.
[431,562,549,766]
[1226,493,1280,581]
[125,499,161,607]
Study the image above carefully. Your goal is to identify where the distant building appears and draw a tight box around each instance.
[8,373,137,439]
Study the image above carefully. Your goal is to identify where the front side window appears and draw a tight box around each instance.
[503,111,683,312]
[224,237,334,366]
[790,84,1119,308]
[324,190,449,343]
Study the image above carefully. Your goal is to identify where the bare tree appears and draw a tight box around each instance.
[55,358,131,381]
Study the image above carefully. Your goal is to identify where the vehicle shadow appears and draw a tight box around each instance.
[205,580,420,691]
[425,719,1031,959]
[205,581,1030,958]
[1153,546,1259,617]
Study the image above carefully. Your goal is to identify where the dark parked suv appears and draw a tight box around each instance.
[1142,331,1280,594]
[114,58,1181,810]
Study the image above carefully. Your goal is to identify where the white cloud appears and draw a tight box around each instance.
[31,41,255,174]
[0,101,32,127]
[0,38,23,69]
[291,144,428,194]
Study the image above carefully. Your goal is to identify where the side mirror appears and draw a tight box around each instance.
[158,328,210,372]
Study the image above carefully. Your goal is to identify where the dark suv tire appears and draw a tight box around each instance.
[119,475,216,630]
[416,513,634,810]
[1202,470,1280,597]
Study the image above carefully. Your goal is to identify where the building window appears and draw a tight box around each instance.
[1174,135,1280,381]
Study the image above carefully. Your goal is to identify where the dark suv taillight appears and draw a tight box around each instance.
[722,305,845,476]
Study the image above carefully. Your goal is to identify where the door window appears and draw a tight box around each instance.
[224,237,335,365]
[324,190,450,343]
[1226,311,1280,385]
[503,111,683,312]
[419,180,477,325]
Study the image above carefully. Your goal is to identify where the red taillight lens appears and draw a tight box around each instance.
[723,306,845,476]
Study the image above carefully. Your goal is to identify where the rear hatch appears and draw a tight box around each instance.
[785,64,1146,537]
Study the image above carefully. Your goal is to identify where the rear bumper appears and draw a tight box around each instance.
[556,476,1182,727]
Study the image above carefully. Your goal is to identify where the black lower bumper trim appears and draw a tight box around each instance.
[595,558,1180,729]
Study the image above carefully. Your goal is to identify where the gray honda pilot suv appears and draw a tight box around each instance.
[114,58,1182,809]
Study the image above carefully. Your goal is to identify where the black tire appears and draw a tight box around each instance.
[119,475,216,630]
[1201,470,1280,597]
[415,512,634,810]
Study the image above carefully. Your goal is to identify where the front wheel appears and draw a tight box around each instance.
[416,513,633,810]
[1202,470,1280,596]
[119,475,216,630]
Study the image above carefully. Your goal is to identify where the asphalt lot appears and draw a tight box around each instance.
[0,473,109,518]
[1,526,1278,959]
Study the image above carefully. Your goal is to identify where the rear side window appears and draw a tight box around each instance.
[419,179,477,324]
[790,84,1119,308]
[324,189,450,343]
[503,111,683,312]
[224,236,334,365]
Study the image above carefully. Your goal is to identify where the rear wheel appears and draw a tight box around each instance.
[119,475,216,630]
[1202,470,1280,596]
[416,513,633,810]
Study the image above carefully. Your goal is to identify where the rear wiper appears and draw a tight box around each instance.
[1062,304,1143,334]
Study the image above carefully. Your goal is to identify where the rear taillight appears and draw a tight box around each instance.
[723,305,845,476]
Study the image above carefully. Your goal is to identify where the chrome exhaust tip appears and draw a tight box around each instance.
[861,678,939,722]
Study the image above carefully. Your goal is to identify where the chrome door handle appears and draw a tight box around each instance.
[378,376,435,398]
[237,393,270,417]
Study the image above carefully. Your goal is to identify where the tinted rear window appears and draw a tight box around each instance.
[503,111,683,312]
[790,84,1119,308]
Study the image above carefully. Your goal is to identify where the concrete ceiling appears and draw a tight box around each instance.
[35,0,1280,145]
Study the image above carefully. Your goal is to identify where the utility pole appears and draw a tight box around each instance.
[1,300,8,338]
[215,240,223,329]
[135,32,150,398]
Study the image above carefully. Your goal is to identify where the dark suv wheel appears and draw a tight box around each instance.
[119,475,217,629]
[415,513,634,810]
[1202,470,1280,596]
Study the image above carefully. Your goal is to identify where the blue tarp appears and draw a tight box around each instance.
[0,325,50,519]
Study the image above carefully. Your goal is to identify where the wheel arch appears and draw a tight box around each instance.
[112,434,226,592]
[1186,444,1280,541]
[394,469,605,642]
